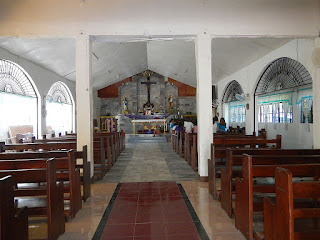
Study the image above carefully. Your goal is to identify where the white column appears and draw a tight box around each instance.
[76,34,94,176]
[195,33,213,179]
[40,96,47,138]
[245,95,254,135]
[313,38,320,148]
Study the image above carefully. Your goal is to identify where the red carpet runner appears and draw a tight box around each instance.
[92,182,209,240]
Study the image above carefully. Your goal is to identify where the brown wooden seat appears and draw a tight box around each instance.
[0,154,82,219]
[263,167,320,240]
[0,158,65,240]
[0,175,28,240]
[0,145,91,202]
[220,148,320,217]
[208,135,281,200]
[235,154,320,240]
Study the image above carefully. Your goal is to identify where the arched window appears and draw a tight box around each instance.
[255,57,312,124]
[222,80,246,128]
[46,82,74,136]
[0,59,39,143]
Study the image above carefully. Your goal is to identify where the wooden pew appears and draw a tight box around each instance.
[235,154,320,240]
[2,140,106,180]
[208,135,281,199]
[0,146,90,202]
[0,156,81,219]
[263,167,320,240]
[36,135,113,172]
[191,134,198,171]
[220,148,320,217]
[184,133,196,165]
[42,131,124,171]
[0,151,88,219]
[171,130,176,150]
[0,158,65,240]
[0,175,28,240]
[178,132,185,158]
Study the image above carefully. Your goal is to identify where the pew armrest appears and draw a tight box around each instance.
[263,197,276,240]
[235,177,253,240]
[221,167,232,217]
[14,206,28,240]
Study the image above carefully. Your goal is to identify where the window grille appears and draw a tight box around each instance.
[0,59,37,98]
[46,82,73,105]
[222,80,244,103]
[255,57,312,96]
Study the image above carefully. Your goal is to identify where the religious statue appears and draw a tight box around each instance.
[122,97,128,115]
[143,102,154,115]
[168,95,173,108]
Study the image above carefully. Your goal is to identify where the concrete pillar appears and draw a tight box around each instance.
[313,38,320,148]
[41,95,47,138]
[195,33,213,180]
[246,94,254,135]
[76,34,94,176]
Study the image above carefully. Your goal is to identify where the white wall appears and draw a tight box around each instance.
[0,0,319,37]
[217,39,316,149]
[0,47,76,137]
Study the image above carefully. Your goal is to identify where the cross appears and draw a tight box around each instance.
[141,76,156,103]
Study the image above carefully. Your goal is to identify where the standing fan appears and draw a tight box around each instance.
[235,93,245,101]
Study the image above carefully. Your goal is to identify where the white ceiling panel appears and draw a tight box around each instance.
[0,37,75,81]
[92,41,148,89]
[147,40,197,87]
[212,38,291,81]
[0,37,292,90]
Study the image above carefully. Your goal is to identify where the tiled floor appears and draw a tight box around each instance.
[94,182,206,240]
[55,181,245,240]
[103,142,199,183]
[29,142,245,240]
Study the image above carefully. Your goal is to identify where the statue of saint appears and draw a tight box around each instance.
[168,95,173,108]
[122,97,128,114]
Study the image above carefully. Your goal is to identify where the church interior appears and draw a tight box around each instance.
[0,1,320,240]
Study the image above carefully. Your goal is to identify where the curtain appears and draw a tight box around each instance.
[257,91,293,105]
[228,101,245,128]
[282,101,289,130]
[296,87,313,132]
[263,104,269,127]
[272,103,279,129]
[302,98,313,132]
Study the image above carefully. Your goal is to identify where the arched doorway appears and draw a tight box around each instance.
[0,59,39,143]
[221,80,246,130]
[46,81,74,136]
[254,57,313,148]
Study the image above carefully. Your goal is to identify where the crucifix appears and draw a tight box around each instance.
[141,71,156,103]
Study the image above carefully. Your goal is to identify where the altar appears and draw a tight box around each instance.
[130,115,170,134]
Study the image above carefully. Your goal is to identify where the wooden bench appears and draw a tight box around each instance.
[191,134,198,171]
[178,131,185,158]
[36,135,114,172]
[263,167,320,240]
[0,146,90,202]
[220,148,320,217]
[235,154,320,240]
[0,175,28,240]
[2,140,107,180]
[184,133,196,165]
[0,155,81,219]
[0,158,65,240]
[208,135,281,199]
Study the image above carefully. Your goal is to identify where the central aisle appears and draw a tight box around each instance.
[56,140,245,240]
[103,142,199,183]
